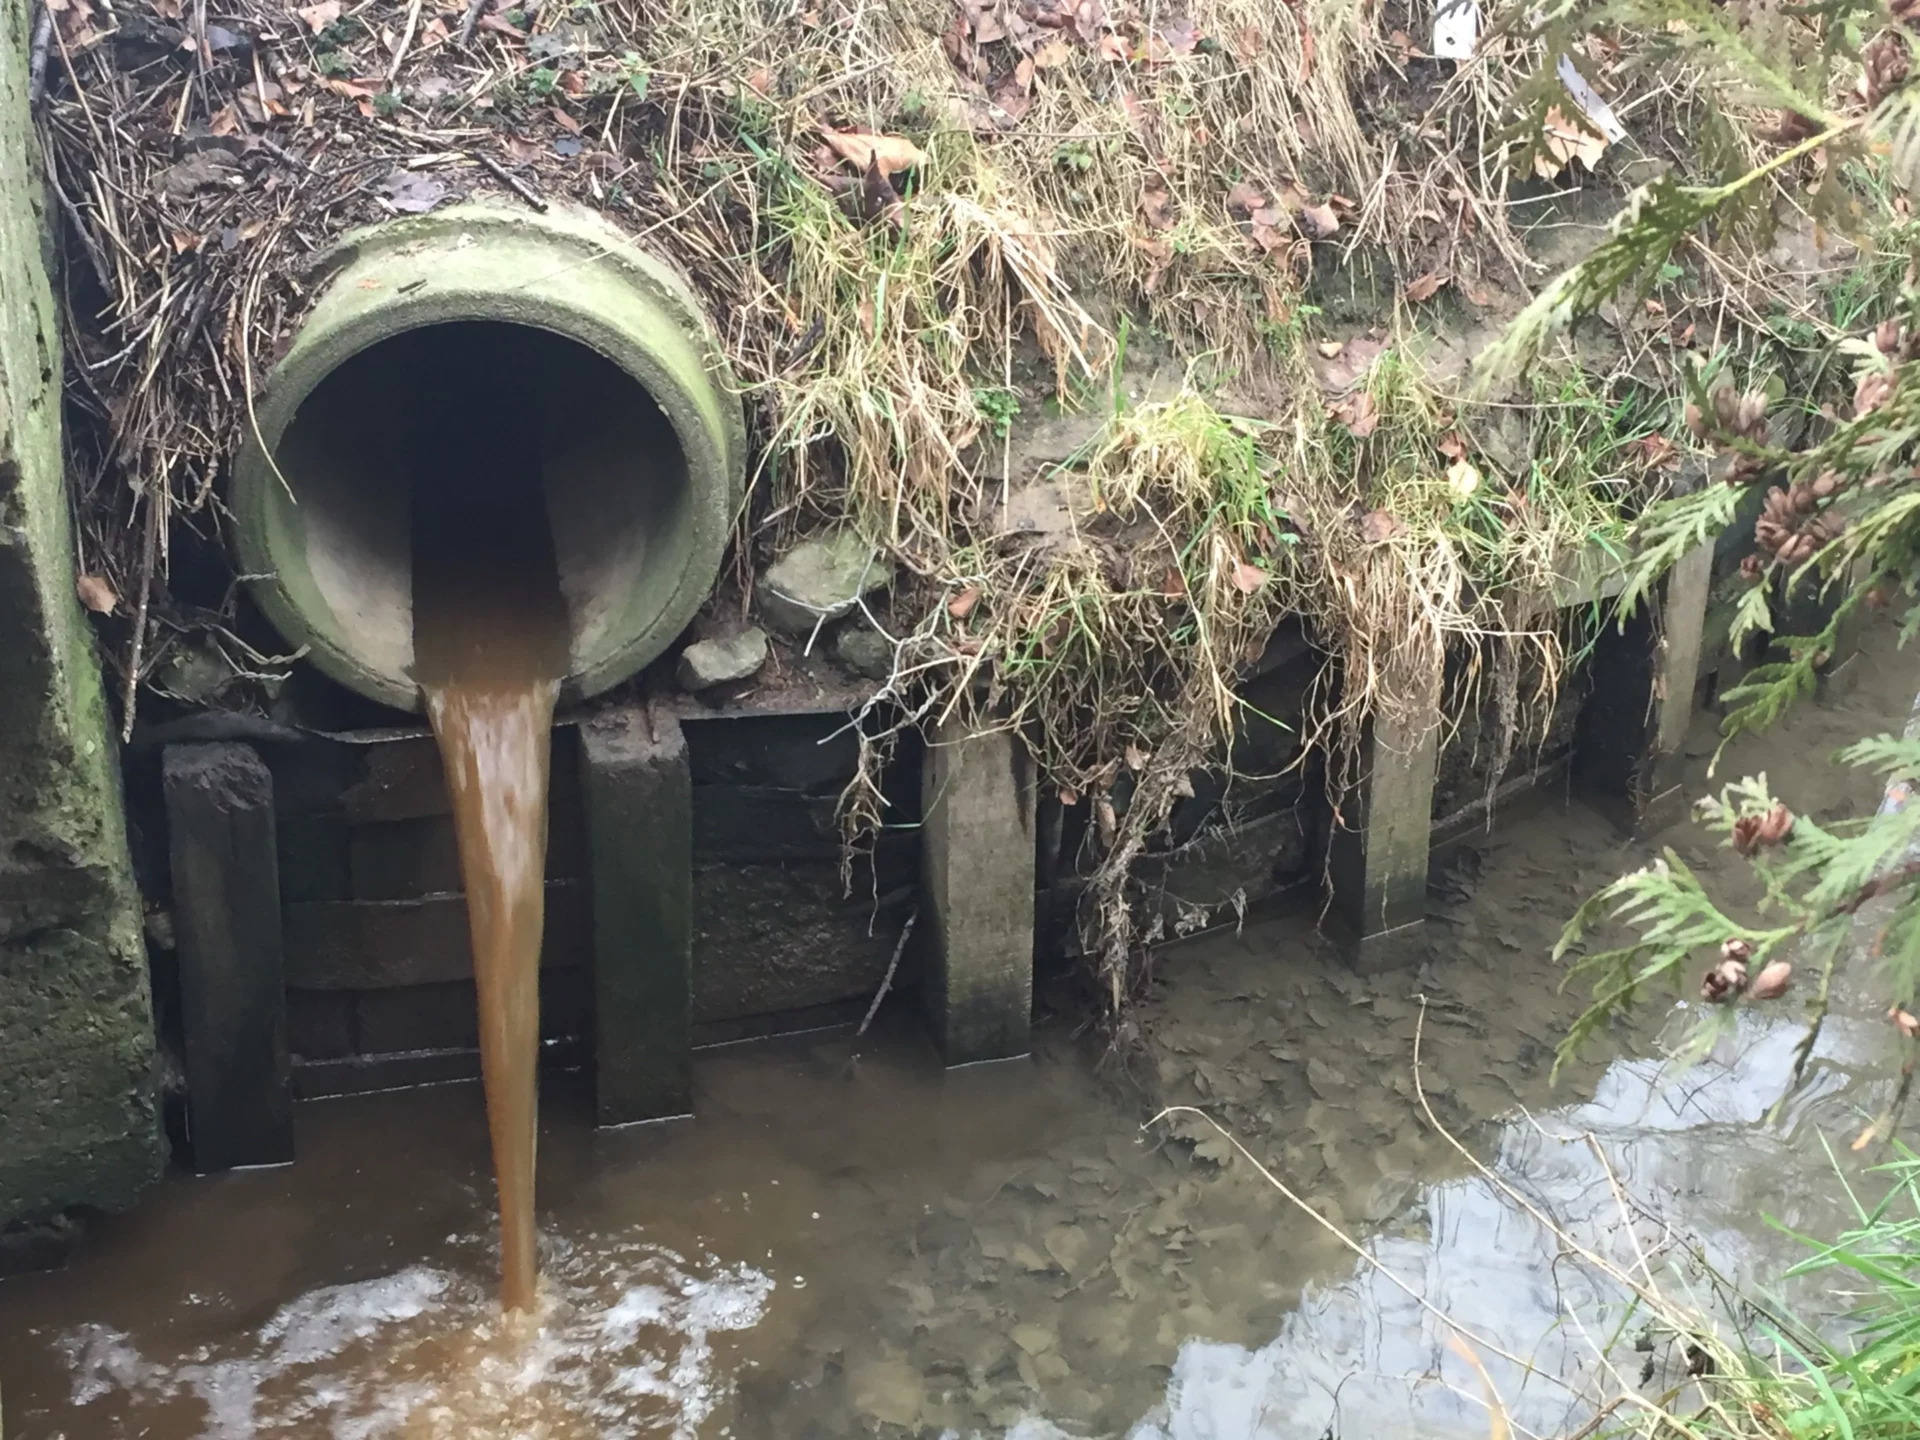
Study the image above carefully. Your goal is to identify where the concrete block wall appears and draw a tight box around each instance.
[0,0,162,1243]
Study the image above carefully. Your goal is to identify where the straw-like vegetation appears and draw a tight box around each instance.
[37,0,1774,1007]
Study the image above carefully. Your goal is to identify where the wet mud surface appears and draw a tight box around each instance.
[2,627,1916,1438]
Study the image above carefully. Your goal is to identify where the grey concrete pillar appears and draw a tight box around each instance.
[578,705,692,1125]
[1328,658,1444,973]
[920,722,1035,1064]
[1574,543,1713,834]
[164,743,295,1172]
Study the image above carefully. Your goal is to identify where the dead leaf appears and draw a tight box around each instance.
[823,128,927,177]
[1232,24,1262,59]
[1139,175,1175,230]
[1224,179,1267,214]
[1033,35,1072,67]
[296,0,340,33]
[504,134,541,164]
[1403,269,1448,302]
[550,106,582,134]
[1231,559,1266,594]
[1146,16,1199,60]
[1634,432,1680,470]
[477,11,525,36]
[1315,338,1344,359]
[948,584,981,619]
[964,0,1006,45]
[1360,508,1401,544]
[1161,566,1186,598]
[744,65,772,96]
[992,75,1033,121]
[1058,786,1080,806]
[207,103,239,136]
[1437,431,1467,461]
[321,76,376,99]
[1124,744,1147,771]
[75,574,117,614]
[1533,103,1609,179]
[1330,390,1378,438]
[377,167,447,214]
[1097,31,1128,62]
[1070,0,1108,42]
[1295,199,1339,239]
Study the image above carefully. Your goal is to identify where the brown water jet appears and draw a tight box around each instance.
[409,335,569,1312]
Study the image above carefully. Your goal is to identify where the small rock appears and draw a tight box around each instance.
[835,622,894,681]
[676,628,768,691]
[759,530,892,636]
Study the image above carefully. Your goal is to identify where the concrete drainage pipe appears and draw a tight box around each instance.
[232,204,743,713]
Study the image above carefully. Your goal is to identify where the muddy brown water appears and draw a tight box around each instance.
[408,349,570,1315]
[2,625,1918,1438]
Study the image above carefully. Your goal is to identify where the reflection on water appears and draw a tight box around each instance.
[1,632,1914,1438]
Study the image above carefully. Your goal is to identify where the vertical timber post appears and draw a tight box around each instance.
[579,704,692,1125]
[164,743,295,1172]
[1328,657,1444,973]
[921,723,1035,1065]
[1574,543,1713,835]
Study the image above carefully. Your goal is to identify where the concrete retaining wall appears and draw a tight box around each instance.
[0,0,162,1244]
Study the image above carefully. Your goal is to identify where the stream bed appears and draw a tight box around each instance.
[2,628,1916,1440]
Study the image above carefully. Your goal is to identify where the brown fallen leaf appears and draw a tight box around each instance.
[1360,508,1400,544]
[1232,24,1262,58]
[75,574,117,614]
[823,128,928,177]
[1230,559,1266,594]
[1315,338,1345,359]
[1224,179,1267,214]
[1097,31,1128,61]
[1140,175,1175,230]
[296,0,340,33]
[1437,431,1467,461]
[1295,199,1339,239]
[550,105,582,134]
[1403,269,1448,302]
[1033,35,1072,67]
[1533,103,1609,179]
[476,11,524,36]
[743,65,772,96]
[1331,389,1378,438]
[321,76,376,99]
[948,584,981,620]
[1124,744,1148,771]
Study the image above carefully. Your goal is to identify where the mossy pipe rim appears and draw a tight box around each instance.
[231,202,744,713]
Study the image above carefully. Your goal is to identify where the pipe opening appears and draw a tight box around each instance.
[266,319,696,702]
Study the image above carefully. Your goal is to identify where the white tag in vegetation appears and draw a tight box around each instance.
[1433,0,1479,59]
[1556,53,1628,143]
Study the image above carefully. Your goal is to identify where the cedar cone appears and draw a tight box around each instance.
[1855,365,1898,418]
[1732,801,1794,856]
[1721,937,1754,963]
[1755,486,1844,566]
[1739,552,1766,584]
[1687,387,1768,446]
[1892,1006,1920,1040]
[1867,31,1912,108]
[1702,958,1749,1003]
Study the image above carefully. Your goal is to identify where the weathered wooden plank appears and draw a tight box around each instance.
[283,881,589,989]
[691,859,912,1025]
[164,743,296,1172]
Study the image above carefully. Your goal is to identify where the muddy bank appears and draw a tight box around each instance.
[0,626,1915,1438]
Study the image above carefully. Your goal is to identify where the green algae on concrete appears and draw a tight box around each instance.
[0,0,162,1240]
